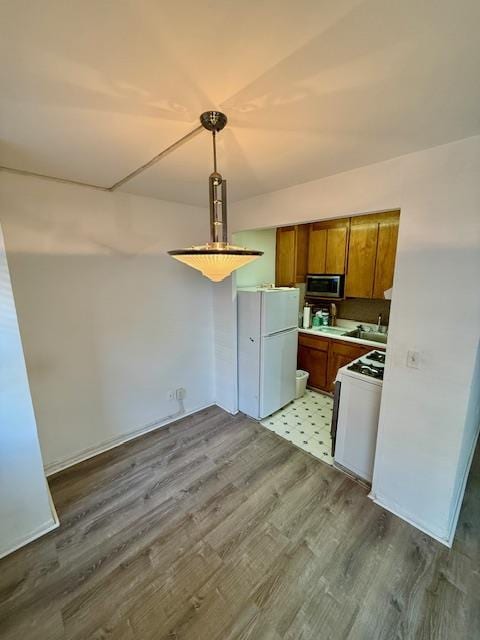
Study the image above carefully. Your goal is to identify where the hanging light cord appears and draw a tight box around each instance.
[212,131,218,173]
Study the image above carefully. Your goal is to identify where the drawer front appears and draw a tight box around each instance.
[298,334,329,351]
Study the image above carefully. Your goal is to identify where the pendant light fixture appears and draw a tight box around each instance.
[168,111,263,282]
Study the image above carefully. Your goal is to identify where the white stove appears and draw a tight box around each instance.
[343,350,385,385]
[331,350,385,482]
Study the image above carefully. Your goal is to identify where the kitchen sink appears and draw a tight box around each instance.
[344,329,388,344]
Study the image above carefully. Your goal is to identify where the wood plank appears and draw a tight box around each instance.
[0,405,479,640]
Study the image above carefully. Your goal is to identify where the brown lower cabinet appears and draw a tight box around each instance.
[297,334,329,390]
[298,333,384,393]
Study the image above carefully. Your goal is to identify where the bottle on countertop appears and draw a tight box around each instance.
[329,302,337,327]
[302,303,312,329]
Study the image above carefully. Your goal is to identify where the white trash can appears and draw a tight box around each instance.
[295,370,309,399]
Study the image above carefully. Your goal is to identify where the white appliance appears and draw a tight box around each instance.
[238,287,299,420]
[331,350,385,482]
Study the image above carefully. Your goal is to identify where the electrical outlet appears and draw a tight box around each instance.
[167,390,175,400]
[175,387,186,400]
[407,350,420,369]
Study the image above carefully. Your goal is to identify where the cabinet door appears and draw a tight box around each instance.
[308,225,327,273]
[308,220,349,275]
[298,345,328,390]
[345,220,378,298]
[298,334,329,391]
[276,227,296,286]
[295,224,310,283]
[326,225,348,274]
[326,341,373,392]
[373,217,399,298]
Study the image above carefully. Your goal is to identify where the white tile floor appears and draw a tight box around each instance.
[260,389,333,464]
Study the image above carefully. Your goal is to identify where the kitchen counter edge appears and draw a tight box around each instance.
[298,327,387,349]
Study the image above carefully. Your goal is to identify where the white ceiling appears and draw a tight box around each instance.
[1,0,480,206]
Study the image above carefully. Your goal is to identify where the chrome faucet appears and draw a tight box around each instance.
[377,314,383,332]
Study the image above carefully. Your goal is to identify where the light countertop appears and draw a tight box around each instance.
[298,319,387,349]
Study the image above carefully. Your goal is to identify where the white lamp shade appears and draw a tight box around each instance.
[170,251,260,282]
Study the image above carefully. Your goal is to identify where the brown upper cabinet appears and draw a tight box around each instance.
[275,225,309,286]
[345,217,379,298]
[345,211,400,299]
[308,218,349,275]
[373,214,400,298]
[276,210,399,296]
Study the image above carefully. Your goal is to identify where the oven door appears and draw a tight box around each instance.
[306,274,343,298]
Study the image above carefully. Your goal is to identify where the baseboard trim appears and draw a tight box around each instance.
[446,422,480,547]
[369,491,450,547]
[215,401,238,415]
[44,402,215,477]
[370,420,480,549]
[0,517,59,561]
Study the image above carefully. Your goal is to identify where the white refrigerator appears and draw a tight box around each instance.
[238,287,299,420]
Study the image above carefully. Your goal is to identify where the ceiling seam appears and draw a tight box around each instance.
[0,165,109,191]
[1,123,205,194]
[108,124,203,191]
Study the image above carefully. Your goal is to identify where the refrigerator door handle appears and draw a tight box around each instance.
[263,327,298,338]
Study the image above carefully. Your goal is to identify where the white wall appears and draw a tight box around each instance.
[0,224,57,559]
[232,228,276,287]
[230,135,480,545]
[213,276,238,414]
[0,172,215,473]
[449,340,480,537]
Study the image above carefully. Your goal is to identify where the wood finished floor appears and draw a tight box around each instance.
[0,406,478,640]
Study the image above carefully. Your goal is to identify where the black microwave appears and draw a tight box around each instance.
[306,274,344,299]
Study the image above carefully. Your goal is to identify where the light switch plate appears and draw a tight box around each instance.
[407,350,420,369]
